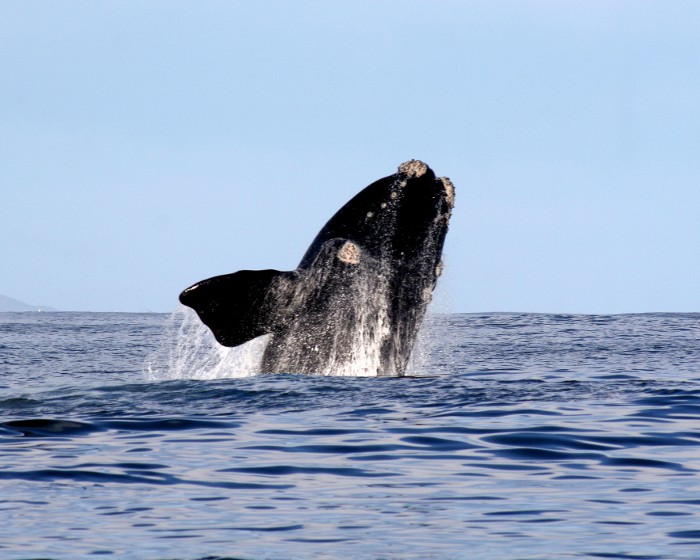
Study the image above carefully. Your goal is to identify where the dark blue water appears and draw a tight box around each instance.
[2,311,700,559]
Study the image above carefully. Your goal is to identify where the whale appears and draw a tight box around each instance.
[179,160,454,376]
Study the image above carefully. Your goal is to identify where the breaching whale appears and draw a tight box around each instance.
[179,160,454,376]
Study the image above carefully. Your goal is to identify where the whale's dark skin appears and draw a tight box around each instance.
[179,160,454,376]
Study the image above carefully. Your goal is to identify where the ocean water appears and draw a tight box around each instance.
[2,311,700,560]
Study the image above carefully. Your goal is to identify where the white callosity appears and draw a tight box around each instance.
[398,159,429,178]
[337,240,361,265]
[440,177,455,208]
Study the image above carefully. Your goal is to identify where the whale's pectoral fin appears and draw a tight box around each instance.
[179,269,298,347]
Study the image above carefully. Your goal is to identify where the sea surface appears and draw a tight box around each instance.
[2,311,700,559]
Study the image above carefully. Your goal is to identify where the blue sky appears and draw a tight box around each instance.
[1,1,698,313]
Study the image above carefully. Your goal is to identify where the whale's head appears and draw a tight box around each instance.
[298,160,454,276]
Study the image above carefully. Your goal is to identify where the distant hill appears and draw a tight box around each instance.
[0,294,58,312]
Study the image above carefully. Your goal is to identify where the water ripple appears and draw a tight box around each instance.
[2,312,700,559]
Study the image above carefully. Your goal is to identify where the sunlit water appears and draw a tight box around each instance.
[2,311,700,559]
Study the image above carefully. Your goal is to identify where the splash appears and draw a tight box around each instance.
[144,302,445,380]
[144,306,266,380]
[260,243,392,377]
